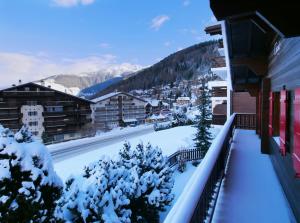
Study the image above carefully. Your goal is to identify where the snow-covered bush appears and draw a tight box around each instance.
[177,153,187,173]
[171,108,196,127]
[120,143,174,222]
[153,121,172,131]
[55,156,136,222]
[56,142,174,223]
[0,125,63,222]
[192,160,200,167]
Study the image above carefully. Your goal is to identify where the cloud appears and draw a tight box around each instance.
[183,0,190,6]
[0,52,137,88]
[52,0,95,7]
[98,42,111,49]
[150,15,170,31]
[164,41,171,47]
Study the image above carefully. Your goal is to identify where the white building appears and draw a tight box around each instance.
[91,92,147,130]
[176,97,191,106]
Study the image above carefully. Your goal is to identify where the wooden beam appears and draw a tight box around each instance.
[261,78,270,154]
[232,57,268,76]
[234,83,260,97]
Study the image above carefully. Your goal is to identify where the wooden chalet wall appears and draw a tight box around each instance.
[267,37,300,221]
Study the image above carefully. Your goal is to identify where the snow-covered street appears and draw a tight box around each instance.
[48,124,154,162]
[53,125,221,181]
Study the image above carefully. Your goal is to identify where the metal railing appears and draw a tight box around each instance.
[164,114,236,223]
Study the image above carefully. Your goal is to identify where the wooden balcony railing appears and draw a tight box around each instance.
[164,114,236,223]
[168,149,203,167]
[235,113,256,130]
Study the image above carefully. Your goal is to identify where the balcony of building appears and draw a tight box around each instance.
[164,113,296,223]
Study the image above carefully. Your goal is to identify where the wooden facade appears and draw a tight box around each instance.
[0,82,93,142]
[210,1,300,221]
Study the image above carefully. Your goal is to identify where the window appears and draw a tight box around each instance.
[32,131,39,136]
[28,111,38,116]
[293,88,300,178]
[29,121,38,126]
[46,106,63,112]
[269,92,274,136]
[269,92,280,137]
[0,98,3,102]
[24,87,30,91]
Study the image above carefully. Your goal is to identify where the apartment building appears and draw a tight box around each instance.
[91,92,147,130]
[0,82,93,142]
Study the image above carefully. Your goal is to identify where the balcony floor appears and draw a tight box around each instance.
[212,129,293,223]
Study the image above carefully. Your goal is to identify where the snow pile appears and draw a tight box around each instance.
[0,125,63,222]
[55,142,174,222]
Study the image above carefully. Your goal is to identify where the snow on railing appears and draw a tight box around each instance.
[164,114,236,223]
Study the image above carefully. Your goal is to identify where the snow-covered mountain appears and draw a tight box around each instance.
[38,63,143,96]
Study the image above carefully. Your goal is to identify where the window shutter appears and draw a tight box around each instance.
[258,91,261,135]
[293,89,300,178]
[269,92,274,136]
[280,90,287,156]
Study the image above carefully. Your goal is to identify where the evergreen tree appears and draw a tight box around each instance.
[0,125,63,223]
[194,78,213,158]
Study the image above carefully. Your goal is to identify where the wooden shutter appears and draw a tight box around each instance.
[293,89,300,178]
[280,90,288,156]
[258,91,261,136]
[269,92,274,136]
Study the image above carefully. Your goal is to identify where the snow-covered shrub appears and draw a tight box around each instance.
[120,143,174,223]
[55,156,137,222]
[153,121,172,131]
[192,160,200,167]
[171,107,196,127]
[56,142,174,223]
[0,125,63,222]
[177,153,187,173]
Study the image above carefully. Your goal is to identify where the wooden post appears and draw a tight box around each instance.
[256,92,260,135]
[261,78,270,154]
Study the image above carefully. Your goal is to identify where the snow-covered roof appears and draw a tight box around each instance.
[208,81,227,89]
[92,92,121,103]
[123,118,138,123]
[177,97,190,101]
[0,82,93,104]
[146,99,161,107]
[92,91,147,103]
[149,114,166,120]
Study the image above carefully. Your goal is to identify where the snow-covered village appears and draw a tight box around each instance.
[0,1,300,223]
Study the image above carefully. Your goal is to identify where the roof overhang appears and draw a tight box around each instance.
[210,0,300,38]
[209,1,296,91]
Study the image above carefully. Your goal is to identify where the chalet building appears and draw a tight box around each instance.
[145,99,169,116]
[164,2,300,223]
[0,82,93,142]
[208,81,227,125]
[176,97,191,106]
[91,92,146,130]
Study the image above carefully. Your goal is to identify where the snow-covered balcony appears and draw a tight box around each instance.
[164,114,293,223]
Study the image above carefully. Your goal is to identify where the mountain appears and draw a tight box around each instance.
[78,76,124,98]
[38,63,142,95]
[92,40,220,98]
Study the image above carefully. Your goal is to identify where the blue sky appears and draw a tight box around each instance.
[0,0,216,86]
